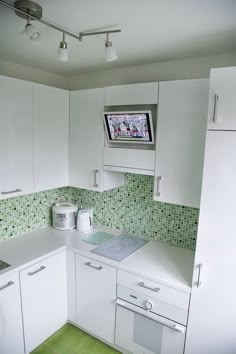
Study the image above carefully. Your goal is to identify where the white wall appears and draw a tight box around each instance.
[0,58,68,89]
[68,52,236,90]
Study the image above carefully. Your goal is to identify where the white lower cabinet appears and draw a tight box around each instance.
[76,255,117,344]
[20,251,68,353]
[0,271,25,354]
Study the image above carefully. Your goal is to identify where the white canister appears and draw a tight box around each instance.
[52,202,78,230]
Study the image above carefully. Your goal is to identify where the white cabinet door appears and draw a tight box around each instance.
[0,271,25,354]
[76,255,117,344]
[154,79,209,208]
[207,67,236,130]
[20,251,67,353]
[185,131,236,354]
[0,75,34,199]
[34,84,69,192]
[105,83,159,105]
[69,89,124,191]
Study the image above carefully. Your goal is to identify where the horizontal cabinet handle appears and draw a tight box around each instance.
[85,261,102,270]
[28,265,46,276]
[138,281,160,292]
[1,189,22,195]
[0,281,14,291]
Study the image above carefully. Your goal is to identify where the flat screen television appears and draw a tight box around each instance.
[103,111,154,144]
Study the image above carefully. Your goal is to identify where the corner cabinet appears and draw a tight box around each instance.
[154,79,209,208]
[20,251,67,353]
[0,75,34,199]
[33,84,69,192]
[0,271,25,354]
[76,255,117,344]
[69,88,124,191]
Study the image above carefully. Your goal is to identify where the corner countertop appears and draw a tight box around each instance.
[0,226,194,293]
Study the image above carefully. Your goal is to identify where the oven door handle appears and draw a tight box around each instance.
[114,299,185,333]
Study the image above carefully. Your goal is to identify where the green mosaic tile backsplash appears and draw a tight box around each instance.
[0,174,199,249]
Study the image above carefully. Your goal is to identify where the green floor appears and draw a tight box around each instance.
[31,323,121,354]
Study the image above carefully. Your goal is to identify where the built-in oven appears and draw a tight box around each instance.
[115,285,187,354]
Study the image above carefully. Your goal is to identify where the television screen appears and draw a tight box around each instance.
[103,111,154,144]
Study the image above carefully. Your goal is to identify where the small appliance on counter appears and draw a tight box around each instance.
[77,208,93,233]
[52,202,78,230]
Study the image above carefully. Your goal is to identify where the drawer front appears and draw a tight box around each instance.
[117,270,190,310]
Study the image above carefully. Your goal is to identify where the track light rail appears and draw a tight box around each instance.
[0,0,121,41]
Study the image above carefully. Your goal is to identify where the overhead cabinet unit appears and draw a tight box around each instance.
[207,67,236,130]
[154,79,209,208]
[104,82,159,106]
[0,75,69,199]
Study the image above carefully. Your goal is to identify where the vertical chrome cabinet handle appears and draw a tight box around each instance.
[212,94,219,123]
[197,263,203,287]
[1,189,22,195]
[28,265,46,276]
[0,281,14,291]
[85,262,102,270]
[138,281,160,293]
[156,176,161,197]
[94,169,99,188]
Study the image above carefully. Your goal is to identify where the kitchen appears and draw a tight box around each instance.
[0,1,236,354]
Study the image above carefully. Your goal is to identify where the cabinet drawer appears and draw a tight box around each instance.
[117,270,190,310]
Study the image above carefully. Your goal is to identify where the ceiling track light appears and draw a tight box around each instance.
[58,32,68,62]
[105,33,117,62]
[0,0,121,62]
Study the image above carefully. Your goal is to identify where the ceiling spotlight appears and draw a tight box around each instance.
[25,16,40,44]
[58,32,68,62]
[105,33,117,62]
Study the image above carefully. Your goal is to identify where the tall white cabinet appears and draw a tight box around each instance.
[154,79,209,208]
[69,88,124,191]
[185,67,236,354]
[0,75,34,199]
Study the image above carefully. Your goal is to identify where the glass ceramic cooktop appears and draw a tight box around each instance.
[0,259,11,271]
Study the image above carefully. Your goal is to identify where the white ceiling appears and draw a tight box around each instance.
[0,0,236,76]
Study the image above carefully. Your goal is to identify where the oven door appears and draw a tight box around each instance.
[115,299,186,354]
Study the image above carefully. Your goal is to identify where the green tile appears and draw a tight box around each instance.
[0,173,199,250]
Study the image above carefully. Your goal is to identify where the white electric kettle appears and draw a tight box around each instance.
[77,208,93,233]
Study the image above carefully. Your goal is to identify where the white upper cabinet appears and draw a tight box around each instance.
[0,75,34,199]
[105,83,159,105]
[33,84,69,192]
[69,88,124,191]
[207,67,236,130]
[154,79,209,208]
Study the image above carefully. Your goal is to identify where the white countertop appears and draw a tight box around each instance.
[0,226,194,293]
